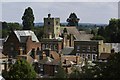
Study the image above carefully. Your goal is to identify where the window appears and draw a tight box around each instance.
[56,21,59,25]
[77,46,80,51]
[87,46,90,52]
[103,48,105,52]
[83,54,85,58]
[48,22,50,25]
[54,45,58,50]
[92,54,96,60]
[76,53,80,56]
[82,47,86,52]
[93,47,96,52]
[56,27,58,30]
[88,54,90,59]
[40,65,43,71]
[46,44,49,49]
[42,44,45,50]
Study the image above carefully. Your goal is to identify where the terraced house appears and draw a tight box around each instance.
[73,40,112,61]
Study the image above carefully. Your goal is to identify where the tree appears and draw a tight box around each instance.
[104,18,120,42]
[7,22,22,30]
[69,66,81,78]
[91,35,105,41]
[67,13,79,26]
[22,7,35,30]
[100,52,120,78]
[97,27,105,37]
[3,59,36,79]
[54,66,67,78]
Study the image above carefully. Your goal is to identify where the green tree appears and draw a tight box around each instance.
[4,59,36,80]
[22,7,35,30]
[67,13,79,26]
[105,18,120,42]
[7,22,22,30]
[54,66,67,78]
[69,67,81,78]
[91,35,105,41]
[100,52,120,78]
[97,27,105,37]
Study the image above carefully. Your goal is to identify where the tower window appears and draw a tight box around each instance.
[56,21,59,25]
[48,22,50,25]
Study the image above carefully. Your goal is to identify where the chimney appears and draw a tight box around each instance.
[19,47,23,55]
[49,33,52,39]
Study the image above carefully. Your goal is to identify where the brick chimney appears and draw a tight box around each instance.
[19,47,23,55]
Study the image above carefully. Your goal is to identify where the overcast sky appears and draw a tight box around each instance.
[1,1,119,24]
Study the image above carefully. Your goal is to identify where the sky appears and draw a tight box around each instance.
[0,0,119,24]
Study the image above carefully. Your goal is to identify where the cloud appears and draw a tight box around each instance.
[2,2,118,24]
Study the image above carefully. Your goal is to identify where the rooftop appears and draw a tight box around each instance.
[14,30,39,43]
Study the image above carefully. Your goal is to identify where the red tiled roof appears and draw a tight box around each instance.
[99,53,111,60]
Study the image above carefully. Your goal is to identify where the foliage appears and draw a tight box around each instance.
[32,27,44,40]
[54,66,67,78]
[22,7,35,30]
[91,35,105,41]
[67,13,79,26]
[98,52,120,78]
[3,59,36,80]
[69,66,81,78]
[74,52,120,79]
[97,18,120,42]
[2,22,22,38]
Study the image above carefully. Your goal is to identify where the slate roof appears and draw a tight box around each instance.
[61,47,74,55]
[60,26,93,40]
[61,27,81,40]
[14,30,39,43]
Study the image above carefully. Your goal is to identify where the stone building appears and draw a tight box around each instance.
[43,14,60,39]
[73,40,112,61]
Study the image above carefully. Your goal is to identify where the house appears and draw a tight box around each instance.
[2,30,41,63]
[60,26,93,48]
[0,53,8,75]
[37,49,83,76]
[40,38,63,53]
[38,49,60,76]
[72,40,112,61]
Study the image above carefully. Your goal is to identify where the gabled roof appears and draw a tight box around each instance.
[61,47,74,55]
[61,27,81,40]
[60,26,93,40]
[14,30,39,43]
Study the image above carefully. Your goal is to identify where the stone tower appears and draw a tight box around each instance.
[44,14,60,39]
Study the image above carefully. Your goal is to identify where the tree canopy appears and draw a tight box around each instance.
[96,18,120,42]
[66,13,79,26]
[3,59,36,80]
[22,7,35,30]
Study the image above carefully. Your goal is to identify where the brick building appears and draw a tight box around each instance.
[2,30,41,62]
[40,38,63,53]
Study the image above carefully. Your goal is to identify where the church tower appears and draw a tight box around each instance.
[43,14,60,39]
